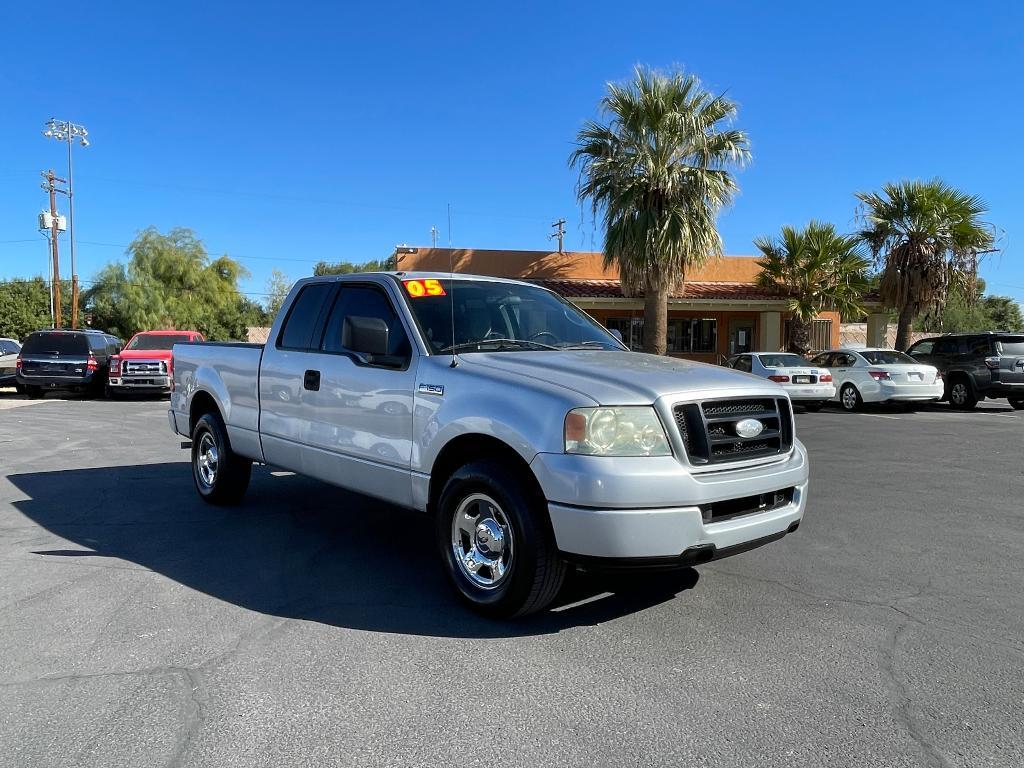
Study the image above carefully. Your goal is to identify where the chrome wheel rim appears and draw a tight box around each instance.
[842,387,857,410]
[196,432,219,489]
[951,383,966,405]
[451,493,513,589]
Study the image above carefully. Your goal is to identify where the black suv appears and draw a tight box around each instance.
[15,329,122,398]
[907,331,1024,409]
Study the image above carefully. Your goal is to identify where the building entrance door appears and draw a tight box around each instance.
[728,318,756,355]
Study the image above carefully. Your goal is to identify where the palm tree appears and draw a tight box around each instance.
[570,66,750,354]
[755,222,870,354]
[856,180,995,350]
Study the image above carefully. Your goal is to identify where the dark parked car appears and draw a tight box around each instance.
[907,331,1024,409]
[0,338,21,386]
[15,329,122,398]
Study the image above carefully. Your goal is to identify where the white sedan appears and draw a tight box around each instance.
[726,352,836,411]
[809,348,944,411]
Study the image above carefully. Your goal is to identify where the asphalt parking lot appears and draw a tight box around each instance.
[1,393,1021,767]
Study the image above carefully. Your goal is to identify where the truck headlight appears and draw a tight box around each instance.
[564,407,671,456]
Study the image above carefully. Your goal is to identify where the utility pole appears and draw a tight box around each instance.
[39,170,68,328]
[43,118,89,328]
[549,218,566,254]
[430,225,439,248]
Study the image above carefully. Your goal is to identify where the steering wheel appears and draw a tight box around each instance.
[528,331,559,345]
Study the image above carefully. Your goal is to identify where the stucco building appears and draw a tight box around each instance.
[395,247,867,362]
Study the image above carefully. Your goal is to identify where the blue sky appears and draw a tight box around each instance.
[1,1,1022,303]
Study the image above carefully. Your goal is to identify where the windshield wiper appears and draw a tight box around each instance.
[439,338,559,353]
[559,341,613,350]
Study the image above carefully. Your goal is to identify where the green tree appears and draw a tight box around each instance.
[856,180,995,350]
[83,227,260,341]
[981,295,1024,331]
[0,278,72,339]
[313,257,393,276]
[754,222,870,354]
[570,66,750,354]
[265,269,292,319]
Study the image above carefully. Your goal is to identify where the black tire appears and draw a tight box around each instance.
[436,459,566,619]
[839,383,862,412]
[1009,398,1024,410]
[191,412,252,505]
[803,402,824,412]
[948,376,977,410]
[104,384,116,399]
[26,386,44,399]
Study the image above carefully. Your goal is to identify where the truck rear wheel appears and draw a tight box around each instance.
[437,459,565,618]
[191,412,252,505]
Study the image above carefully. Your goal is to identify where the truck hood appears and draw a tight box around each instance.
[117,349,173,360]
[463,350,773,405]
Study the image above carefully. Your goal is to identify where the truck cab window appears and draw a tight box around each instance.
[322,285,411,363]
[278,283,334,350]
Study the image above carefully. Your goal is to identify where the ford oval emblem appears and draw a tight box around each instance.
[735,418,764,438]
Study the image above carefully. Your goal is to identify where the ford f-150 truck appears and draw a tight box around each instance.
[169,273,809,617]
[109,330,204,395]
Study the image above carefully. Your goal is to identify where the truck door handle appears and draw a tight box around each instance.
[303,369,320,391]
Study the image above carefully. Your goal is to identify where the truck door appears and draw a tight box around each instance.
[259,281,338,472]
[297,282,418,508]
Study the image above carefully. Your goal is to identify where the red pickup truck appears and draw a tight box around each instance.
[108,330,204,396]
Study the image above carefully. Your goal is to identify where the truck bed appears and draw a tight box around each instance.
[170,341,265,462]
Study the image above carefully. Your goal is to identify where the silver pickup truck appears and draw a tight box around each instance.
[169,272,808,617]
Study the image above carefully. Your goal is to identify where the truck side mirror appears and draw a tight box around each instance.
[343,316,390,357]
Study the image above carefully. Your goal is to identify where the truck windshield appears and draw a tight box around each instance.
[400,278,623,353]
[127,334,194,350]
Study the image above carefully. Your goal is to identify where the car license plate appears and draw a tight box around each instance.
[793,375,811,384]
[908,372,922,381]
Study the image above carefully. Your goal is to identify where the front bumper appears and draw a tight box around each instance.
[530,442,809,559]
[109,375,171,390]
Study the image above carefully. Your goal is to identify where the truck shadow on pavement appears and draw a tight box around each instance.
[8,462,699,638]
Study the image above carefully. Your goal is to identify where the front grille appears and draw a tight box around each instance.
[124,360,164,375]
[673,397,793,465]
[700,487,795,523]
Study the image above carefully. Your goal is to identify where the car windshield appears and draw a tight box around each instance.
[21,332,89,356]
[400,278,623,353]
[758,353,808,368]
[127,333,194,350]
[859,350,916,365]
[995,337,1024,356]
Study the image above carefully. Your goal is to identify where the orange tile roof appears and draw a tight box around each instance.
[530,278,785,302]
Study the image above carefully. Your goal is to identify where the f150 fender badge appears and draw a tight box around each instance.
[418,383,445,396]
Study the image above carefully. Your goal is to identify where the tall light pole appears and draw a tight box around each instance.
[43,118,89,328]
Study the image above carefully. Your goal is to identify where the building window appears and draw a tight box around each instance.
[609,317,717,354]
[607,317,644,351]
[784,318,833,352]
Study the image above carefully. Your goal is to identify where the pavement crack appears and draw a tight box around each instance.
[165,667,208,768]
[878,621,954,768]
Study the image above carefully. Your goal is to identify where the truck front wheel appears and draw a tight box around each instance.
[191,412,252,505]
[437,459,566,618]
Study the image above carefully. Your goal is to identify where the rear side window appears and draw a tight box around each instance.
[933,339,958,355]
[321,285,411,364]
[277,283,335,350]
[21,333,89,356]
[996,337,1024,356]
[961,337,991,357]
[732,355,752,372]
